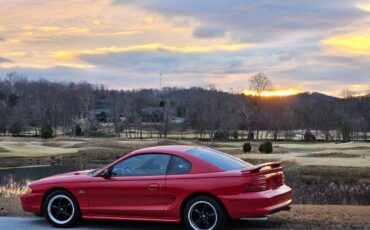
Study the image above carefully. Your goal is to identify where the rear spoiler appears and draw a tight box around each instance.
[241,162,281,174]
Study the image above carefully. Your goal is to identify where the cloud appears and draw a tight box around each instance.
[21,25,90,35]
[322,34,370,55]
[80,49,246,73]
[356,3,370,12]
[49,43,252,60]
[193,26,226,38]
[0,57,12,63]
[113,0,367,43]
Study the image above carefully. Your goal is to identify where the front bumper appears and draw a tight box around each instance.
[20,193,43,215]
[220,184,292,219]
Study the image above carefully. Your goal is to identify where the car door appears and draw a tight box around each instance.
[87,153,171,217]
[164,156,193,218]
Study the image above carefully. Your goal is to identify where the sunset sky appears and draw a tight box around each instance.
[0,0,369,96]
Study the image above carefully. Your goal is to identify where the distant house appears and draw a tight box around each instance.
[89,98,112,122]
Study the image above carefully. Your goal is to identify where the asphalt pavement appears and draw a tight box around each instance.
[0,217,270,230]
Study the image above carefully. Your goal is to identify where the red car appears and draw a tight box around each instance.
[21,146,292,229]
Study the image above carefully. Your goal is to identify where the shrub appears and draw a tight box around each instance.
[40,125,53,139]
[243,142,252,153]
[259,141,273,153]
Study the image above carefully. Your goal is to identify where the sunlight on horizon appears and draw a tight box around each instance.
[243,89,302,97]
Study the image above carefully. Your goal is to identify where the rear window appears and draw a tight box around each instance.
[187,148,251,171]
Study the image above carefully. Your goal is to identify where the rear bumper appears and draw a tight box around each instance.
[219,184,292,219]
[20,193,43,215]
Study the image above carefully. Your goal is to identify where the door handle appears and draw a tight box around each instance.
[147,183,160,190]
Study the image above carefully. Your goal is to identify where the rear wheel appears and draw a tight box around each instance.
[44,190,80,227]
[184,196,226,230]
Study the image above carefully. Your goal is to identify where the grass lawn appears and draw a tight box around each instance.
[0,142,79,158]
[0,137,369,167]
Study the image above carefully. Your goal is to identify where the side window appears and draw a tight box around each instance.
[111,154,171,176]
[167,156,192,175]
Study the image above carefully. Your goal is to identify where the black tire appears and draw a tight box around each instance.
[183,196,226,230]
[43,190,80,228]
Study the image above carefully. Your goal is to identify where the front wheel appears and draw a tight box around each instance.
[184,196,226,230]
[44,190,80,227]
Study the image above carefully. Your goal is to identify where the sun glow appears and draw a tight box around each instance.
[243,89,301,97]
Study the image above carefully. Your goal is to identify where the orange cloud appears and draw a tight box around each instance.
[49,43,252,60]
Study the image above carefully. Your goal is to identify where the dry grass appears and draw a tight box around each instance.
[0,178,30,198]
[0,179,32,216]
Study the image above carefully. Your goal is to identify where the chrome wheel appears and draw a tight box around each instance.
[47,194,75,225]
[188,201,217,230]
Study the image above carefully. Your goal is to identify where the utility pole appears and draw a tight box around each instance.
[159,72,162,90]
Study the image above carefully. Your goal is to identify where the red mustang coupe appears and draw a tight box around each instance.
[21,146,292,229]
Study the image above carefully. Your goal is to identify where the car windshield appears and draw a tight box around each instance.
[187,148,252,171]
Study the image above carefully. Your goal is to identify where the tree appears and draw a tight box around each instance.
[248,73,273,140]
[249,72,273,96]
[40,124,53,139]
[340,88,355,99]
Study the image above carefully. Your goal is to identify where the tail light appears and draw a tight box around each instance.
[244,173,284,192]
[244,175,268,192]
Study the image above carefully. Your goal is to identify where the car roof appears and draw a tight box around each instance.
[131,145,199,155]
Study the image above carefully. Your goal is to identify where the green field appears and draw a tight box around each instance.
[0,137,369,168]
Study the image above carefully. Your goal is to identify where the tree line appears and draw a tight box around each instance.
[0,72,369,141]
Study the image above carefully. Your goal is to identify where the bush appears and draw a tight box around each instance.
[259,141,273,153]
[40,125,53,139]
[243,142,252,153]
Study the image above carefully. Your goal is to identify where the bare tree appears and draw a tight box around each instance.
[340,88,355,99]
[249,72,273,95]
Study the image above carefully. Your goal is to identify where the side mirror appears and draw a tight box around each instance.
[101,168,112,179]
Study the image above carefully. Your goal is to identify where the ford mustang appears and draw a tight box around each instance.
[21,145,292,229]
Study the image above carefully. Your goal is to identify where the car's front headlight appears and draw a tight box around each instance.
[24,186,32,194]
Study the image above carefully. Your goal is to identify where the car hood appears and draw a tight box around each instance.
[31,169,93,186]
